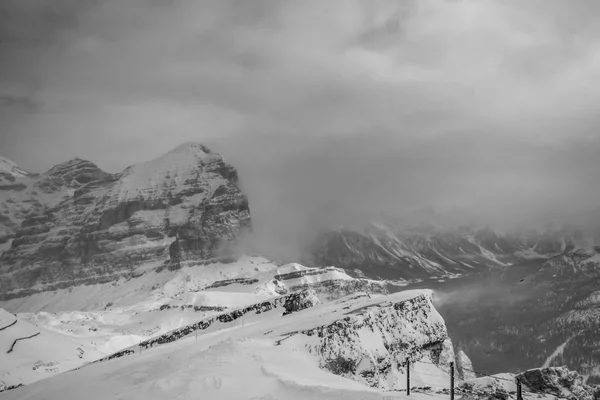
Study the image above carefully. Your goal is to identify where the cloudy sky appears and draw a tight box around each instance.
[1,0,600,254]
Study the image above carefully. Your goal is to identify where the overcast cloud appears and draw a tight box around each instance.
[1,0,600,258]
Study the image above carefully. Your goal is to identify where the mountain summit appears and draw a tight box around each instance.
[0,157,30,178]
[0,143,251,300]
[0,157,31,188]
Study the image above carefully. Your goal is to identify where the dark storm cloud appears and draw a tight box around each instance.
[1,0,600,259]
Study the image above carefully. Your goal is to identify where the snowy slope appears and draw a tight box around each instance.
[0,257,391,389]
[3,337,406,400]
[0,256,385,313]
[1,289,563,400]
[108,142,218,202]
[0,309,109,391]
[1,290,455,399]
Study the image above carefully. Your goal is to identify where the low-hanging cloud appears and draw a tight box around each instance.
[2,0,600,260]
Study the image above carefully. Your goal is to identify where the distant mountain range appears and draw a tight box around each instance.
[306,212,600,281]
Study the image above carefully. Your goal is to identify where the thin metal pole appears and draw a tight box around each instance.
[406,360,410,396]
[450,362,454,400]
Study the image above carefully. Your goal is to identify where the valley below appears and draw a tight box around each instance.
[402,258,600,384]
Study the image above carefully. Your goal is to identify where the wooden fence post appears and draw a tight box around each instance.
[517,376,522,400]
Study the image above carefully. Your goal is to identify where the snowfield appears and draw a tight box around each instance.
[0,309,107,391]
[0,257,384,390]
[2,289,455,399]
[3,336,409,400]
[0,255,577,400]
[1,288,559,400]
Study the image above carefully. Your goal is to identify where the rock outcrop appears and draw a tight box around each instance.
[272,265,388,300]
[518,366,600,400]
[278,290,472,390]
[282,289,321,315]
[0,143,251,300]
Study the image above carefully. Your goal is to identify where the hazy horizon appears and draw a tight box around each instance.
[2,0,600,257]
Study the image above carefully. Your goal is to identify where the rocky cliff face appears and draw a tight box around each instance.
[0,143,251,300]
[278,290,472,390]
[517,367,600,400]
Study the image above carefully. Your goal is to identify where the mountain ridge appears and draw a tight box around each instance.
[0,142,251,300]
[307,219,600,280]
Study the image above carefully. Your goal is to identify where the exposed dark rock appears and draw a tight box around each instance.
[324,355,357,375]
[205,278,259,289]
[0,383,24,394]
[283,289,321,315]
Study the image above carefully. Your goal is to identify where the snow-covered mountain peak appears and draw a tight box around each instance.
[146,142,216,169]
[0,156,30,179]
[43,158,110,187]
[0,142,250,300]
[168,141,213,156]
[112,142,233,202]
